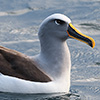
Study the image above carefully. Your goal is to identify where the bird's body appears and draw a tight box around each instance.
[0,14,95,93]
[0,42,71,93]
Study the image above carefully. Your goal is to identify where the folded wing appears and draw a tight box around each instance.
[0,46,51,82]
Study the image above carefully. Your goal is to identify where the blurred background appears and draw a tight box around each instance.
[0,0,100,100]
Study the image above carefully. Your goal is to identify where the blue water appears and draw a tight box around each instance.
[0,0,100,100]
[0,92,81,100]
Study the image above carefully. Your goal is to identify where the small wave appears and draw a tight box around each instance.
[0,7,43,16]
[75,78,100,82]
[1,39,39,45]
[80,23,100,30]
[95,62,100,65]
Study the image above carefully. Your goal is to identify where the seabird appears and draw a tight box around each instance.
[0,13,95,93]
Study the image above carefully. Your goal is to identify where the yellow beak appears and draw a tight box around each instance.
[67,23,95,48]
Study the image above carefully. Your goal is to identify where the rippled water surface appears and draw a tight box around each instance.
[0,0,100,100]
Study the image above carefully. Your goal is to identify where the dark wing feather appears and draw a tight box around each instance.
[0,46,51,82]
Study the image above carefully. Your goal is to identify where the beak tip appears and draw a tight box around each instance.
[90,38,95,48]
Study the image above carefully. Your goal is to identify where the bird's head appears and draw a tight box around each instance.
[38,13,95,48]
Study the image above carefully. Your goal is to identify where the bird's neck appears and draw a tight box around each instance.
[35,37,71,81]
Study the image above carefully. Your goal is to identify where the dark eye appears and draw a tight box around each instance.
[55,19,65,25]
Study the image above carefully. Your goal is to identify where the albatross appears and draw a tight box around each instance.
[0,13,95,93]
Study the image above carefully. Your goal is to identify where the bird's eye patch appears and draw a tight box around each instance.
[55,19,65,25]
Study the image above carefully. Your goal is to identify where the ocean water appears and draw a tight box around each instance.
[0,0,100,100]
